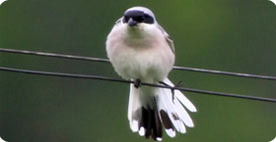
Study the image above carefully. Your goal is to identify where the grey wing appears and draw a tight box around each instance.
[157,24,175,53]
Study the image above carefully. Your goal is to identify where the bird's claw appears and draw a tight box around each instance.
[134,79,141,88]
[159,81,176,102]
[175,81,185,88]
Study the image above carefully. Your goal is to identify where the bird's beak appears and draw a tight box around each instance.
[128,18,137,27]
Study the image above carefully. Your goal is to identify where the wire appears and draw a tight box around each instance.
[173,66,276,81]
[1,48,276,81]
[0,66,275,103]
[0,48,109,63]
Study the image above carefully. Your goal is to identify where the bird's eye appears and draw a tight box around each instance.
[122,16,129,23]
[122,11,154,25]
[144,14,154,24]
[135,16,145,23]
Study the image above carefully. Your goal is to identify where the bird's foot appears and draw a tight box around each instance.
[175,81,185,88]
[134,79,141,88]
[159,81,176,101]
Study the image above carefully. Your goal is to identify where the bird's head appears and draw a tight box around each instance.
[122,6,156,29]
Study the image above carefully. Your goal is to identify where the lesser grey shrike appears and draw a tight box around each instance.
[106,6,197,141]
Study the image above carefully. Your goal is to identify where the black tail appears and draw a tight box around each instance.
[139,99,163,141]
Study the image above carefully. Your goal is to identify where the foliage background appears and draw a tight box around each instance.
[0,0,275,142]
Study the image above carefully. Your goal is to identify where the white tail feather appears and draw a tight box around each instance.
[173,98,194,127]
[127,78,196,138]
[164,78,197,112]
[165,128,176,137]
[128,84,141,132]
[161,78,196,130]
[157,86,184,135]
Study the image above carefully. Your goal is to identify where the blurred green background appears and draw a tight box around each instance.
[0,0,276,142]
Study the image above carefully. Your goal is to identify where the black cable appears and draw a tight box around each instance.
[1,48,276,81]
[0,66,275,103]
[0,48,109,63]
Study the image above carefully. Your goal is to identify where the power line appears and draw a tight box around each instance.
[1,48,276,81]
[0,66,275,103]
[0,48,109,63]
[173,66,276,81]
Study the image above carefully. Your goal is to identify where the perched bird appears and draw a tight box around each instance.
[106,6,197,141]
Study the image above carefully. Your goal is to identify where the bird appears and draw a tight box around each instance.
[269,0,276,5]
[0,137,7,142]
[106,6,197,141]
[0,0,7,6]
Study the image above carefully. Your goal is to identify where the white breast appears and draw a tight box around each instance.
[106,23,175,83]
